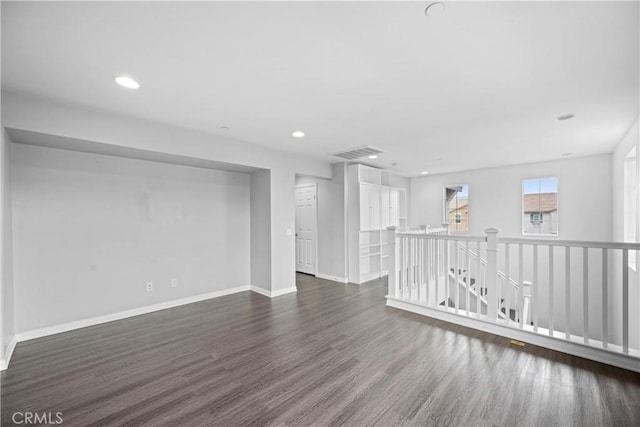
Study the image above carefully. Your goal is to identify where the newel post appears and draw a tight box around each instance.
[485,228,500,322]
[420,225,428,234]
[387,226,397,298]
[442,223,450,235]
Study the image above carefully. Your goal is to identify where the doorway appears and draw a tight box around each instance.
[295,184,317,275]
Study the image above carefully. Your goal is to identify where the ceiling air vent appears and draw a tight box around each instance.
[332,146,384,160]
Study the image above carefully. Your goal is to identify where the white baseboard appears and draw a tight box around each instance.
[6,283,299,370]
[316,273,349,284]
[0,337,18,371]
[271,286,297,297]
[16,285,251,343]
[250,285,298,298]
[386,296,640,373]
[249,285,272,297]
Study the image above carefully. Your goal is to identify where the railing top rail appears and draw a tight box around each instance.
[396,227,448,235]
[396,233,487,243]
[394,228,640,250]
[498,237,640,250]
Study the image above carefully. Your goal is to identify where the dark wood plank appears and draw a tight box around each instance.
[2,274,639,426]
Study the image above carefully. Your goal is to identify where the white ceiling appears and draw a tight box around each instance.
[2,1,638,176]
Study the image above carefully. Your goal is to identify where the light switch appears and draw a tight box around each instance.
[286,228,293,236]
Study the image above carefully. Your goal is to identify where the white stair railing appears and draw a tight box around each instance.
[386,226,640,372]
[454,241,528,324]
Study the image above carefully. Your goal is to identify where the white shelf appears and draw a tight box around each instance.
[349,164,407,284]
[360,243,380,248]
[360,252,381,257]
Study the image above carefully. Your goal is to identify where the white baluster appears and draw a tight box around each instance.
[505,243,510,325]
[549,245,554,337]
[425,237,431,306]
[410,238,414,299]
[533,244,538,333]
[523,281,532,327]
[444,240,450,308]
[518,244,523,329]
[602,248,608,348]
[565,246,571,340]
[453,240,459,314]
[476,240,482,316]
[485,228,499,322]
[435,238,440,308]
[622,249,629,354]
[466,242,471,316]
[583,247,589,344]
[387,227,397,298]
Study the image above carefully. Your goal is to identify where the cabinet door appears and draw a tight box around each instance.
[369,185,381,230]
[381,186,390,229]
[390,188,400,226]
[360,183,371,230]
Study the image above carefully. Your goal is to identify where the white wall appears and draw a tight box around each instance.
[410,154,612,241]
[611,118,640,349]
[2,91,333,295]
[1,130,16,368]
[11,143,250,334]
[613,118,639,242]
[269,168,297,292]
[296,163,347,281]
[251,170,271,292]
[1,31,17,364]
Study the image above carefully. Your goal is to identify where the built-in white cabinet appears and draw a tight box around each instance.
[348,164,407,284]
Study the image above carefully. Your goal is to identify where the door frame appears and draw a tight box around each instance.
[295,183,318,276]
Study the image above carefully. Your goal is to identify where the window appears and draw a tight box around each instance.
[624,146,638,269]
[445,184,469,233]
[523,178,558,236]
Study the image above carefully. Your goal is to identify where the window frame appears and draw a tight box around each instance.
[443,184,469,234]
[522,177,559,237]
[623,146,639,270]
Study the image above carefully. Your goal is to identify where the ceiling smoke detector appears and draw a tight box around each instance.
[332,146,385,160]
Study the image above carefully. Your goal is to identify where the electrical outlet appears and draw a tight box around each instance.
[171,278,178,287]
[146,282,153,292]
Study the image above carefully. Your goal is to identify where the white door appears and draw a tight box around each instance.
[295,184,317,275]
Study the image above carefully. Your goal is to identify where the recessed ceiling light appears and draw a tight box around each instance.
[556,113,575,121]
[220,126,230,130]
[425,2,445,17]
[114,76,140,89]
[292,130,305,138]
[368,155,378,159]
[392,162,399,166]
[561,152,573,157]
[421,171,429,175]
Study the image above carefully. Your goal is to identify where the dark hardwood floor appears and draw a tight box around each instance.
[2,273,639,426]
